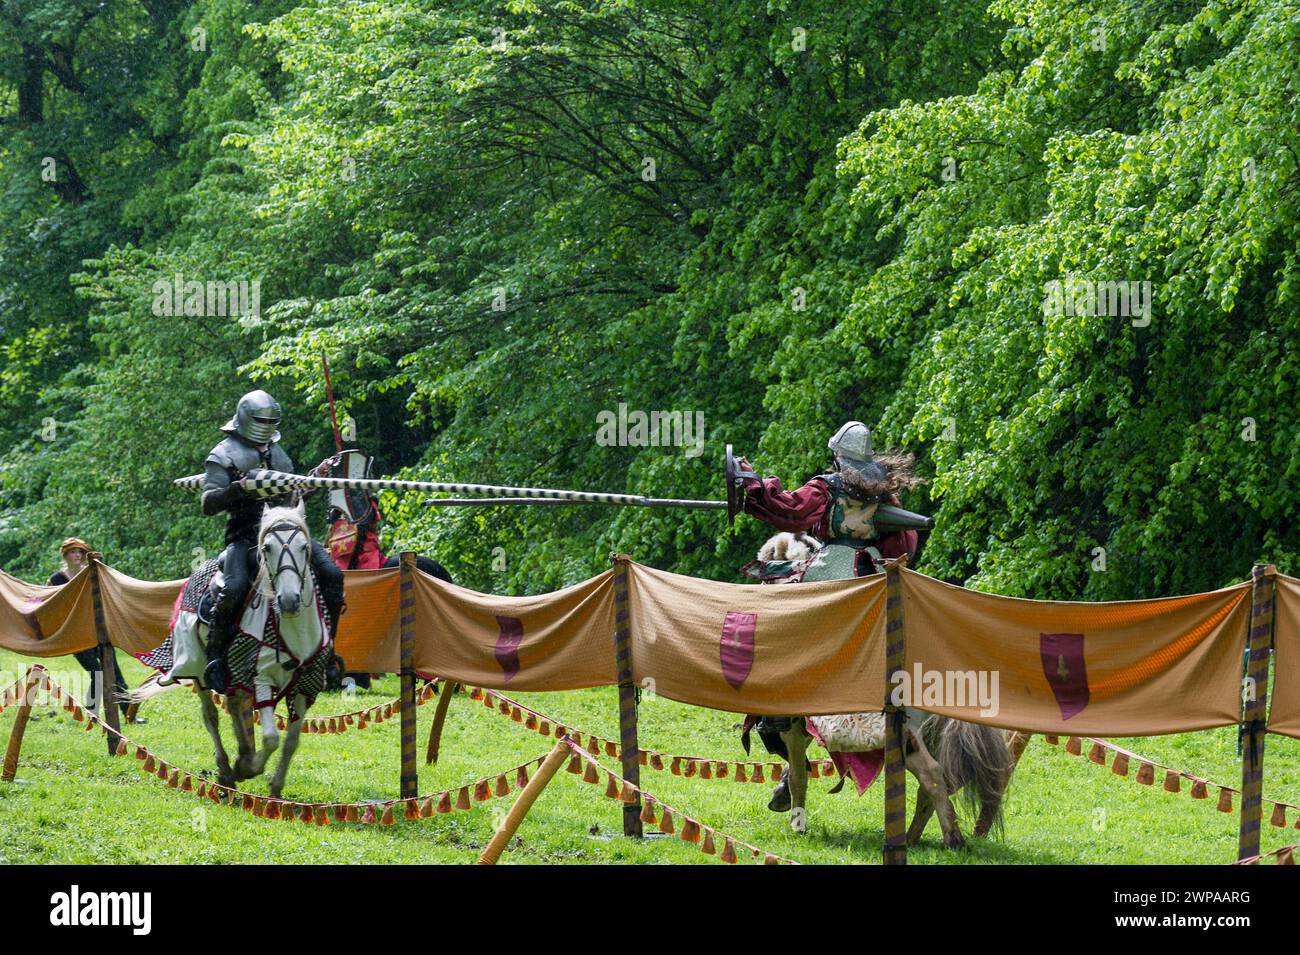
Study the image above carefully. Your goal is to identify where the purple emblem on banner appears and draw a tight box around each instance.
[495,615,524,683]
[720,611,757,690]
[1040,632,1089,720]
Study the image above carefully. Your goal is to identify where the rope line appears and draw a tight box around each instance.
[468,685,838,781]
[561,736,799,865]
[1047,734,1300,826]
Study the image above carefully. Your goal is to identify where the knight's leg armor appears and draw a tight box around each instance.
[206,540,252,693]
[309,540,345,640]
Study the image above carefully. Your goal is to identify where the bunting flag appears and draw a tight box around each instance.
[1047,735,1300,830]
[1235,844,1298,865]
[468,685,836,782]
[12,667,549,828]
[560,736,796,865]
[207,678,442,734]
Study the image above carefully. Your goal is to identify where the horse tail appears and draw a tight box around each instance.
[121,671,184,707]
[929,716,1013,833]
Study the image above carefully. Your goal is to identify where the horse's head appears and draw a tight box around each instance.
[258,502,312,616]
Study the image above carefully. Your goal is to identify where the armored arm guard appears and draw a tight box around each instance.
[201,459,243,516]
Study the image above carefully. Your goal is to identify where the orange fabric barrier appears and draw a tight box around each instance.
[96,566,185,654]
[899,570,1251,735]
[626,562,887,715]
[1267,575,1300,739]
[332,567,401,672]
[0,560,1267,737]
[411,569,617,691]
[0,564,405,673]
[0,568,97,656]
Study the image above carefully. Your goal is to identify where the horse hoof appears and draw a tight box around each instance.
[218,772,235,789]
[943,832,967,850]
[790,809,808,834]
[269,787,282,800]
[767,784,791,813]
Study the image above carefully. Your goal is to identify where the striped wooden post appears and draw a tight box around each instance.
[611,554,642,838]
[1239,563,1273,861]
[89,561,122,757]
[399,551,418,800]
[882,557,908,865]
[2,666,41,782]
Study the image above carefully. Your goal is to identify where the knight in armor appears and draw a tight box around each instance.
[739,421,924,577]
[738,421,927,810]
[200,390,346,693]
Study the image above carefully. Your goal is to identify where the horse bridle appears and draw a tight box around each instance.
[262,520,310,600]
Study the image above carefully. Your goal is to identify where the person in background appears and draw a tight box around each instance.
[48,537,144,724]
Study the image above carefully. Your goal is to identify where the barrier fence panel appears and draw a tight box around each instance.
[898,569,1251,736]
[625,562,887,715]
[1266,574,1300,739]
[409,569,617,692]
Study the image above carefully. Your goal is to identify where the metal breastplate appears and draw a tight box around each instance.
[207,436,294,476]
[206,438,296,542]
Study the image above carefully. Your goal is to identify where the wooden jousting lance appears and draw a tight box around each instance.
[171,446,935,531]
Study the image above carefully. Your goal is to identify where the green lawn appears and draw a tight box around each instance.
[1,646,1297,864]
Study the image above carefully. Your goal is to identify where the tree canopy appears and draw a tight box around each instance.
[1,0,1296,598]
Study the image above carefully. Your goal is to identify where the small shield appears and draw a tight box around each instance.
[1040,632,1089,721]
[494,616,524,683]
[720,611,757,690]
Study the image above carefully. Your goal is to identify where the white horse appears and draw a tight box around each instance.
[133,503,330,798]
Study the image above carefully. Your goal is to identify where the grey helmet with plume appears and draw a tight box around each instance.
[221,390,282,444]
[827,420,887,483]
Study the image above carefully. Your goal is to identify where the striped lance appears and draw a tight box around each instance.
[173,451,934,531]
[171,469,728,511]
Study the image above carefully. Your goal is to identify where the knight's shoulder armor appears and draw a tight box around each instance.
[814,472,842,493]
[266,442,293,474]
[207,436,262,475]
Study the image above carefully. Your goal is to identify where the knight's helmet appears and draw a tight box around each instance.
[222,390,282,444]
[828,420,887,483]
[328,449,375,522]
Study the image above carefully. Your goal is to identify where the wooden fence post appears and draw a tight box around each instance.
[2,666,41,782]
[882,557,908,865]
[1239,563,1274,861]
[399,551,418,800]
[477,739,571,865]
[426,680,458,765]
[89,561,122,758]
[611,553,642,838]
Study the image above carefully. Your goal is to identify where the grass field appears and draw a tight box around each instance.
[1,646,1298,865]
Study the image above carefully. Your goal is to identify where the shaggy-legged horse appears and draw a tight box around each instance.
[751,531,1015,848]
[777,713,1013,848]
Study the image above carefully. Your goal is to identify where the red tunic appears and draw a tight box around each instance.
[742,475,917,559]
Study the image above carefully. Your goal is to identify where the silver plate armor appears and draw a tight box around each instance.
[205,434,294,477]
